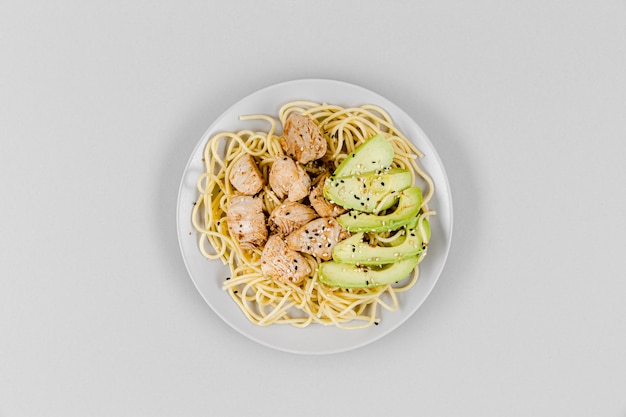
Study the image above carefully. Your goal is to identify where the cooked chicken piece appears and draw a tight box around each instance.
[301,159,329,178]
[227,195,268,250]
[269,156,311,202]
[285,217,350,261]
[309,173,347,218]
[268,201,318,236]
[281,113,327,164]
[228,153,264,195]
[261,234,311,284]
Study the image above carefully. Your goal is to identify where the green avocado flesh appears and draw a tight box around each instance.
[337,186,423,233]
[332,218,430,265]
[318,256,419,288]
[333,134,394,177]
[323,168,411,213]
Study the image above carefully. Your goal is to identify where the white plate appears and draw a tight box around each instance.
[177,79,453,354]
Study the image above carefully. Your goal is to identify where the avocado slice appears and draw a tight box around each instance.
[318,256,419,288]
[323,168,412,213]
[337,186,423,233]
[405,215,431,242]
[333,134,394,177]
[332,218,430,265]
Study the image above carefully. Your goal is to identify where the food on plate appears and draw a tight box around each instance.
[268,155,311,202]
[228,153,264,195]
[192,101,435,328]
[226,195,267,249]
[323,167,412,213]
[336,186,423,233]
[331,216,431,266]
[318,256,420,289]
[281,113,327,163]
[268,201,318,235]
[285,217,350,261]
[261,234,311,284]
[331,133,394,177]
[309,173,347,218]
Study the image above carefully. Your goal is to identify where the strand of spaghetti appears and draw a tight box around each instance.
[327,301,378,329]
[323,108,401,141]
[361,104,395,127]
[373,286,400,311]
[256,294,296,326]
[239,114,277,139]
[329,117,373,146]
[336,294,386,317]
[302,106,349,123]
[279,100,322,114]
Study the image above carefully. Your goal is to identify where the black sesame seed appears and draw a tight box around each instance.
[286,211,290,215]
[381,182,385,186]
[294,265,298,270]
[374,322,379,326]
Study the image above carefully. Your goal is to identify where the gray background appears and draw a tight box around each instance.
[2,0,625,416]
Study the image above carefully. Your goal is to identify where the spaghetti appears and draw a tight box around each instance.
[192,101,435,329]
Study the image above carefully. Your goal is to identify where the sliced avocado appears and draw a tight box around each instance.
[323,168,411,213]
[405,215,431,242]
[332,218,430,265]
[318,256,419,288]
[333,134,394,177]
[337,187,422,233]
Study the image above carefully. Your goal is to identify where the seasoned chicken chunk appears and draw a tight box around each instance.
[269,156,311,202]
[261,234,311,284]
[268,201,318,236]
[281,113,327,164]
[227,195,268,250]
[285,217,350,261]
[309,173,347,218]
[228,153,264,195]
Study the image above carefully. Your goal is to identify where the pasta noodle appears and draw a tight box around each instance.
[191,101,435,329]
